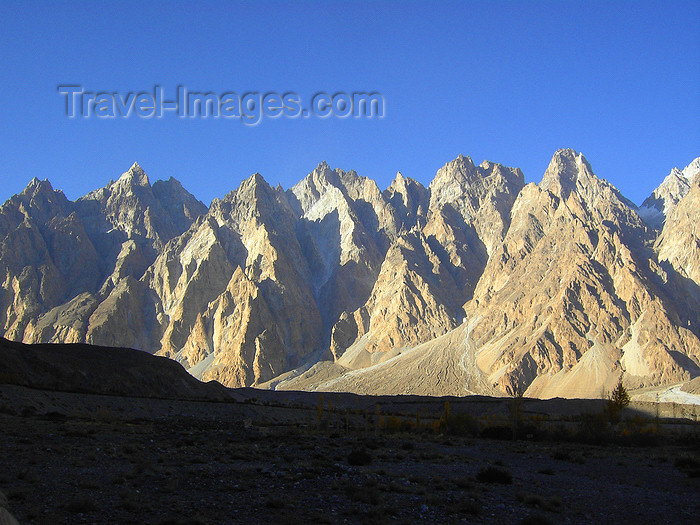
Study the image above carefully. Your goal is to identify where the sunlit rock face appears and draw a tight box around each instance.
[0,163,205,357]
[638,157,700,228]
[459,150,698,398]
[1,152,698,397]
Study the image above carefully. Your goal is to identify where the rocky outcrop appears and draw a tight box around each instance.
[446,150,697,397]
[149,172,323,387]
[428,155,525,256]
[288,162,388,327]
[333,230,461,368]
[656,172,700,286]
[274,150,699,398]
[1,152,698,398]
[0,163,206,358]
[639,157,700,228]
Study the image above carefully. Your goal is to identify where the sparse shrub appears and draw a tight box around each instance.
[0,370,27,385]
[363,438,380,450]
[21,406,37,417]
[7,489,28,502]
[444,413,480,436]
[382,415,401,432]
[674,456,700,469]
[119,488,140,512]
[618,417,661,447]
[95,407,114,422]
[548,423,573,442]
[476,465,513,484]
[451,477,473,490]
[547,496,563,512]
[576,413,610,444]
[406,474,424,484]
[347,448,372,466]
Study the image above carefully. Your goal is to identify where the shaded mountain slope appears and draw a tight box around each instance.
[0,337,229,400]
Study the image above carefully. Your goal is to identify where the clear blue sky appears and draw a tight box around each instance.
[0,0,698,206]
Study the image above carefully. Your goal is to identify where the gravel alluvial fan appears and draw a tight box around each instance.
[1,150,698,398]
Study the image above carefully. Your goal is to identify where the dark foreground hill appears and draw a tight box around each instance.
[0,337,230,401]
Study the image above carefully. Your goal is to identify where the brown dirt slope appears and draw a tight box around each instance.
[0,338,230,401]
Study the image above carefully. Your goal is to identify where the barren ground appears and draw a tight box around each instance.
[0,385,699,524]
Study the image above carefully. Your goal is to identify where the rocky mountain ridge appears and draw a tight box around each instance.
[638,157,700,228]
[1,151,698,399]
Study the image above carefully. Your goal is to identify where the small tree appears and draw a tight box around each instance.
[605,377,630,423]
[610,379,630,409]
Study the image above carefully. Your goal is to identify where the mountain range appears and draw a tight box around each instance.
[1,149,698,399]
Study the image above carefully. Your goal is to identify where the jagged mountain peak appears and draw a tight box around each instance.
[118,162,150,187]
[223,170,298,228]
[538,149,637,220]
[310,161,341,184]
[151,177,208,232]
[288,163,347,217]
[389,171,424,191]
[295,161,345,194]
[639,156,700,228]
[478,159,525,180]
[386,172,428,215]
[430,154,477,188]
[681,157,700,180]
[454,153,476,165]
[156,175,182,188]
[540,149,595,196]
[21,177,56,197]
[226,172,266,203]
[151,176,194,199]
[656,168,700,291]
[24,176,49,190]
[80,163,154,202]
[234,172,280,204]
[316,160,331,171]
[294,162,371,198]
[430,154,525,196]
[241,171,268,187]
[391,171,405,186]
[2,150,699,401]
